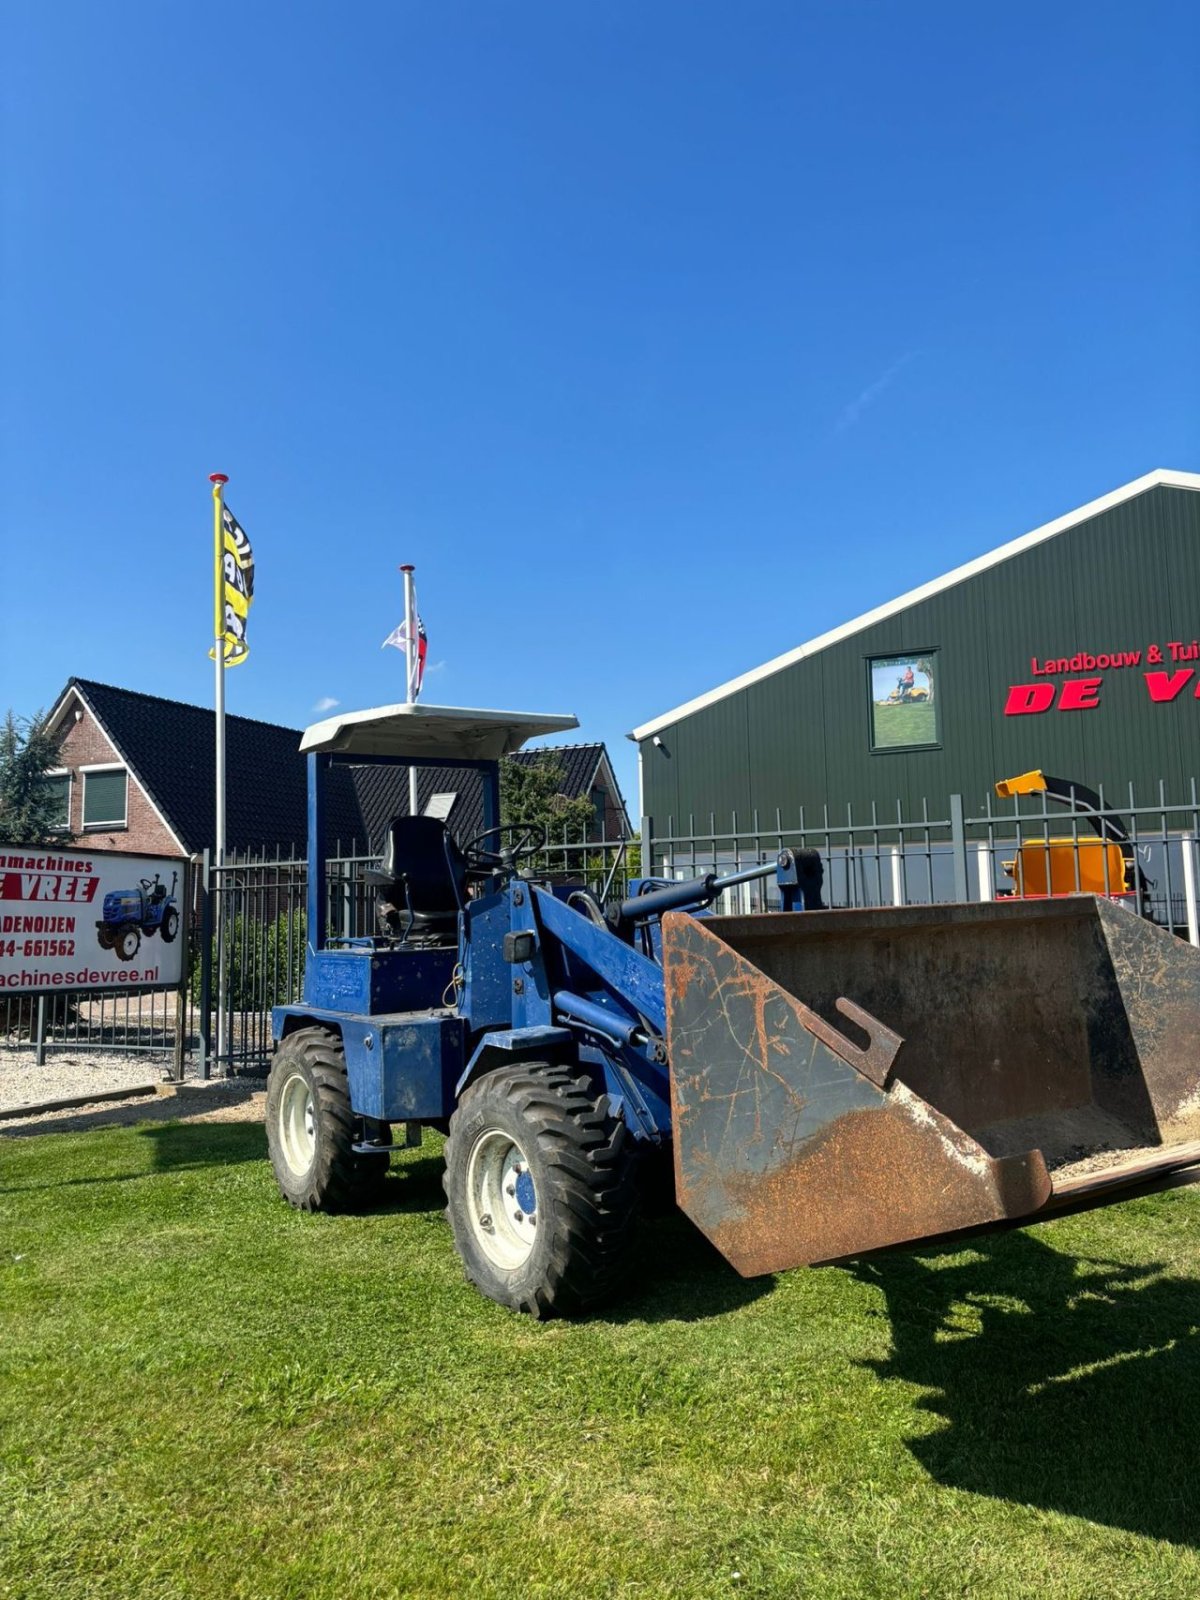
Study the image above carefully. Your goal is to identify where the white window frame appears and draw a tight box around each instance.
[44,767,73,832]
[80,763,129,830]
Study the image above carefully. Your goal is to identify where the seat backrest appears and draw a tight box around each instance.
[379,816,466,920]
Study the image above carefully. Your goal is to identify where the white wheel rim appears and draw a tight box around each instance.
[466,1130,538,1270]
[279,1072,316,1176]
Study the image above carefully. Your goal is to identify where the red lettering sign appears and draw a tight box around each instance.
[1144,669,1195,703]
[1004,683,1055,716]
[1058,677,1103,711]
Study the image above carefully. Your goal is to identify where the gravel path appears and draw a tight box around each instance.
[0,1077,266,1135]
[0,1045,172,1115]
[0,1040,266,1133]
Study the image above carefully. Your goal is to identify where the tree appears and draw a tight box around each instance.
[499,754,596,845]
[916,658,936,704]
[0,710,63,845]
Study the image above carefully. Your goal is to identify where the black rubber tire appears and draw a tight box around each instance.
[160,907,179,943]
[265,1027,390,1212]
[443,1061,639,1318]
[114,925,140,962]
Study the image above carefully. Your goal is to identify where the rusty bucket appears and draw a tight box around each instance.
[662,897,1200,1276]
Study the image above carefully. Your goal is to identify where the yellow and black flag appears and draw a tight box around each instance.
[211,494,255,667]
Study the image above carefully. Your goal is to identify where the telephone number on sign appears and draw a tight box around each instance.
[0,938,77,959]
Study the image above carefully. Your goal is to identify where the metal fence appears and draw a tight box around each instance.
[10,780,1200,1080]
[0,986,188,1072]
[645,778,1200,941]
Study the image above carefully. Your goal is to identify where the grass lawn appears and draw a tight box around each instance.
[2,1119,1199,1599]
[872,701,936,749]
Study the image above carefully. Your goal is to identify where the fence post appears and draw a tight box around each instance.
[950,794,969,902]
[1182,835,1199,947]
[197,848,213,1080]
[34,996,46,1067]
[641,814,653,880]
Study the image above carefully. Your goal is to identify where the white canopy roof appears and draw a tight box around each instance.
[299,702,579,761]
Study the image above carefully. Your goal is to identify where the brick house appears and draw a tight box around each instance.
[42,679,630,859]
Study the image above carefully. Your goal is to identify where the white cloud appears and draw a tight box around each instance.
[836,352,916,432]
[424,660,446,675]
[312,695,340,712]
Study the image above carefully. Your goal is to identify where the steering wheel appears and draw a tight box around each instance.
[462,823,547,873]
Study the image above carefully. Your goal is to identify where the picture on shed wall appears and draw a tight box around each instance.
[869,653,938,749]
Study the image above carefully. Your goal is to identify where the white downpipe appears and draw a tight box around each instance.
[976,841,994,902]
[889,845,904,907]
[1182,835,1199,947]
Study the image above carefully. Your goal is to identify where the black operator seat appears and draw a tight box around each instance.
[366,816,468,941]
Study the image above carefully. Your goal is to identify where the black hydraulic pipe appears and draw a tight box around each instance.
[616,860,776,927]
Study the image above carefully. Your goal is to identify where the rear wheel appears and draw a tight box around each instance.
[266,1027,389,1211]
[443,1061,638,1317]
[160,907,179,943]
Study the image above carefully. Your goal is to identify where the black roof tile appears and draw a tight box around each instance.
[60,682,627,857]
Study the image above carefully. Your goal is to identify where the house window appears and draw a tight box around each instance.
[43,770,71,830]
[868,652,939,751]
[82,766,128,829]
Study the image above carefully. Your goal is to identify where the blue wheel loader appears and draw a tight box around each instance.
[267,702,1200,1316]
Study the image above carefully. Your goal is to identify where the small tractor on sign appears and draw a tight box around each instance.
[96,870,180,962]
[264,701,1200,1318]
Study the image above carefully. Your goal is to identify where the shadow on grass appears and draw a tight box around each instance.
[370,1154,449,1215]
[0,1118,269,1193]
[607,1209,772,1324]
[851,1228,1200,1547]
[138,1119,266,1171]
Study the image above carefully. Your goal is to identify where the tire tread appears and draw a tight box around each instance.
[443,1061,638,1318]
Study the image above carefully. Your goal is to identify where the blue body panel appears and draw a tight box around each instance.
[302,945,454,1013]
[459,892,512,1031]
[273,1003,468,1121]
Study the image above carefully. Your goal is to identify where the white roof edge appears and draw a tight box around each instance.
[592,746,633,833]
[629,468,1200,741]
[300,701,579,758]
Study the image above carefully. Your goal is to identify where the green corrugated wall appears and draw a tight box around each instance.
[640,485,1200,832]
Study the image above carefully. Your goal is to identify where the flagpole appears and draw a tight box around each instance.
[400,564,419,817]
[210,472,229,1069]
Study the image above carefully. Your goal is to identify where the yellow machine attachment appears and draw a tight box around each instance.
[994,770,1137,900]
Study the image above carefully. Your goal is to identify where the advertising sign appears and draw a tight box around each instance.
[0,845,187,996]
[1004,637,1200,715]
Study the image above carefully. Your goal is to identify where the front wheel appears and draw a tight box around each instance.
[443,1062,639,1318]
[266,1027,389,1211]
[114,925,140,962]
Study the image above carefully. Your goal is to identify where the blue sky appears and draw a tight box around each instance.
[3,1,1197,814]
